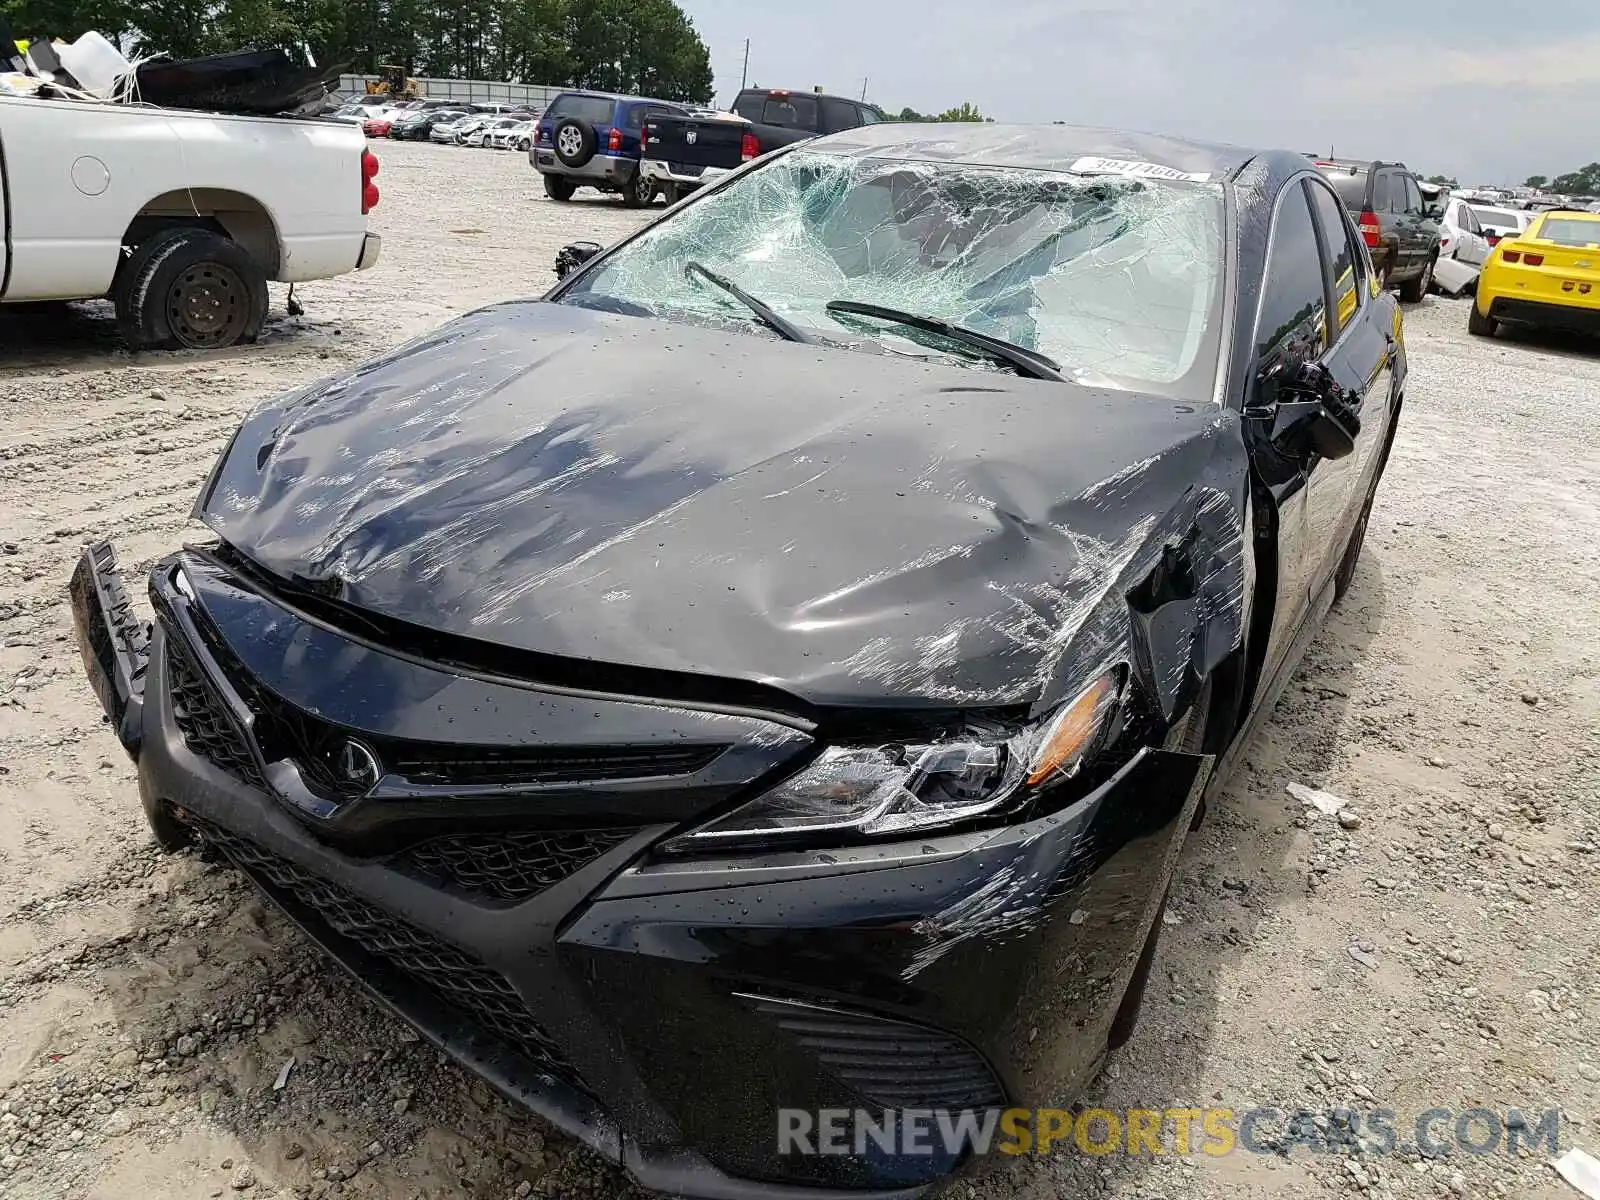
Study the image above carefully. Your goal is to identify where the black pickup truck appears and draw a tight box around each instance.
[641,87,888,201]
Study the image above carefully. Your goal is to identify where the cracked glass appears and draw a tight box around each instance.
[559,150,1226,401]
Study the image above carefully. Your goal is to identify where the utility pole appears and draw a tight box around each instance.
[860,77,868,101]
[740,39,750,90]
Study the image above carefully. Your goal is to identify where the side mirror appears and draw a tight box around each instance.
[554,241,602,280]
[1267,361,1361,460]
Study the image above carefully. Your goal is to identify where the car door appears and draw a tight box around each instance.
[1400,174,1428,270]
[1380,171,1408,272]
[1456,202,1488,265]
[1243,179,1334,653]
[1303,177,1395,596]
[0,122,7,295]
[1370,169,1395,278]
[821,97,863,134]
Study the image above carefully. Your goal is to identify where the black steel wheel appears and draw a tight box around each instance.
[166,261,253,349]
[114,227,267,352]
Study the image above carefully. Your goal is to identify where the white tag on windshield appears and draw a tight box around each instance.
[1070,156,1212,183]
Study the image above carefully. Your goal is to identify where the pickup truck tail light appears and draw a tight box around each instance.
[361,149,381,214]
[1358,209,1381,249]
[607,127,623,152]
[741,131,760,163]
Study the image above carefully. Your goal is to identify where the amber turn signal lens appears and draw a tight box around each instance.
[1027,673,1118,786]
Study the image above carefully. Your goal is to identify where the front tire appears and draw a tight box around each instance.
[1332,486,1376,604]
[114,228,267,352]
[1107,889,1167,1051]
[543,174,576,202]
[1467,303,1497,337]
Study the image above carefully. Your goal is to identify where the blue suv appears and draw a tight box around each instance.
[532,91,690,207]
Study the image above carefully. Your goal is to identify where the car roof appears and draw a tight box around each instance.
[806,122,1260,180]
[1312,157,1408,173]
[552,89,681,107]
[738,87,882,107]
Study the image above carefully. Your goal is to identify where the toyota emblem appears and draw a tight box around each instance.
[336,739,382,792]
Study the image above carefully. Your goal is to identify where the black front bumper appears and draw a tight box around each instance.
[70,543,1208,1199]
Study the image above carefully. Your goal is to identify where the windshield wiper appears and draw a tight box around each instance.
[683,260,815,344]
[824,300,1066,382]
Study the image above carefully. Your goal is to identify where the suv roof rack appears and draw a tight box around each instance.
[1312,157,1409,173]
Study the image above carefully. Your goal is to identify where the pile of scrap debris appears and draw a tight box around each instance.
[0,20,345,116]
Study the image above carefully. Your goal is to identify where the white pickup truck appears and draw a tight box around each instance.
[0,95,382,349]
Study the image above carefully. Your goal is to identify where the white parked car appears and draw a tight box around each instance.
[0,93,381,350]
[446,114,493,144]
[468,117,520,148]
[1438,197,1490,266]
[487,120,533,151]
[1467,204,1532,247]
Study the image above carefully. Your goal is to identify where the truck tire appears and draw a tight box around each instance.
[553,118,596,168]
[114,228,268,352]
[543,174,576,202]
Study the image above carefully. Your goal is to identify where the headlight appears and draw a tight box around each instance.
[662,669,1124,853]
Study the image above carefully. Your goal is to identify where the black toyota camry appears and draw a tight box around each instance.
[72,124,1404,1197]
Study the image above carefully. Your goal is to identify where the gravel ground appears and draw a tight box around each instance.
[1,140,1597,1200]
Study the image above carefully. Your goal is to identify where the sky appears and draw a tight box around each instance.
[676,0,1598,187]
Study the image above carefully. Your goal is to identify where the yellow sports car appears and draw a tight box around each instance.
[1471,208,1600,336]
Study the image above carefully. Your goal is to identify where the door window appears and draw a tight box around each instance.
[822,98,861,132]
[1255,184,1330,384]
[1371,171,1392,213]
[1402,176,1423,214]
[1307,179,1362,340]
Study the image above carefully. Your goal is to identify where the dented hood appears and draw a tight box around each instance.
[199,302,1239,708]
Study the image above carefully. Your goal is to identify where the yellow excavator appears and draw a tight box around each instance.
[365,65,422,99]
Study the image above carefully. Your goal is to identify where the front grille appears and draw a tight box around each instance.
[398,828,639,905]
[193,818,580,1088]
[748,995,1005,1111]
[166,639,268,790]
[179,612,724,800]
[384,745,722,787]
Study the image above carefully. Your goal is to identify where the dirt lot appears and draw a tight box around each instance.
[1,140,1597,1200]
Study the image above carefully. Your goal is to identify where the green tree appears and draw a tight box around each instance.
[1551,164,1600,194]
[892,102,989,123]
[1524,174,1548,189]
[1425,174,1458,188]
[9,0,713,97]
[0,0,133,44]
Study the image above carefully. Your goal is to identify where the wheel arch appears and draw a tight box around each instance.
[120,189,282,279]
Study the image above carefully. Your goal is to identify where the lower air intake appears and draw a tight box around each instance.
[191,818,581,1090]
[742,994,1006,1111]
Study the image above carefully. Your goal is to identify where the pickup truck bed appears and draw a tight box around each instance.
[642,88,886,200]
[0,95,381,349]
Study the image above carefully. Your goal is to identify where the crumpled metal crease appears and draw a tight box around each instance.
[197,297,1249,710]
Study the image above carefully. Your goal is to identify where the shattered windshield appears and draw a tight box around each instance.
[559,150,1225,399]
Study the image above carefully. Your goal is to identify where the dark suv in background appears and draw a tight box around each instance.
[1313,158,1443,301]
[532,90,690,206]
